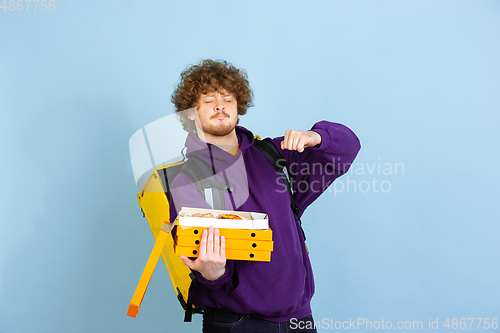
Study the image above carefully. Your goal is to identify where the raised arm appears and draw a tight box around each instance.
[272,121,361,213]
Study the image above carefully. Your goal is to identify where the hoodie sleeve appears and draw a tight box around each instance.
[271,121,361,216]
[170,173,235,290]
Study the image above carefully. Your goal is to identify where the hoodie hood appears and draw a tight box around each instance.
[184,125,255,158]
[181,126,254,210]
[183,126,255,172]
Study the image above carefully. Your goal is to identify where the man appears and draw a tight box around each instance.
[169,59,360,332]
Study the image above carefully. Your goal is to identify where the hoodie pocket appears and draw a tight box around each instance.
[226,253,307,316]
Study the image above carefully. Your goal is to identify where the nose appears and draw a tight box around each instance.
[214,96,225,111]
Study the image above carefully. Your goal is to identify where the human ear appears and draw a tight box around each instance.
[188,108,197,121]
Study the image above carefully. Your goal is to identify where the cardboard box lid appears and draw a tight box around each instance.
[175,207,269,230]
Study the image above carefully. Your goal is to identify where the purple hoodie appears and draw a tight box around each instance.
[170,121,360,322]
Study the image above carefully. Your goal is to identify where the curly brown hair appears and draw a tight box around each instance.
[171,59,254,132]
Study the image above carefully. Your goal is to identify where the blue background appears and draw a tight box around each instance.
[1,1,499,332]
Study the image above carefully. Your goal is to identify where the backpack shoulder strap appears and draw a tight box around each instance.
[253,138,293,194]
[253,138,306,241]
[180,155,234,210]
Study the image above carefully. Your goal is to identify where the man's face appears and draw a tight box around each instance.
[192,90,238,136]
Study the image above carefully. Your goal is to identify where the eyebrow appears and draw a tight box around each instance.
[202,92,232,98]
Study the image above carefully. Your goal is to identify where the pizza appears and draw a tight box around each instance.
[189,213,243,220]
[217,214,243,220]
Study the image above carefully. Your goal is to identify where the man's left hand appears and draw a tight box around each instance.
[281,130,322,153]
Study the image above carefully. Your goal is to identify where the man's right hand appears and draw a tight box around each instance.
[180,226,227,281]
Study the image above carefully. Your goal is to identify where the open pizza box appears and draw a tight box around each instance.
[172,207,273,261]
